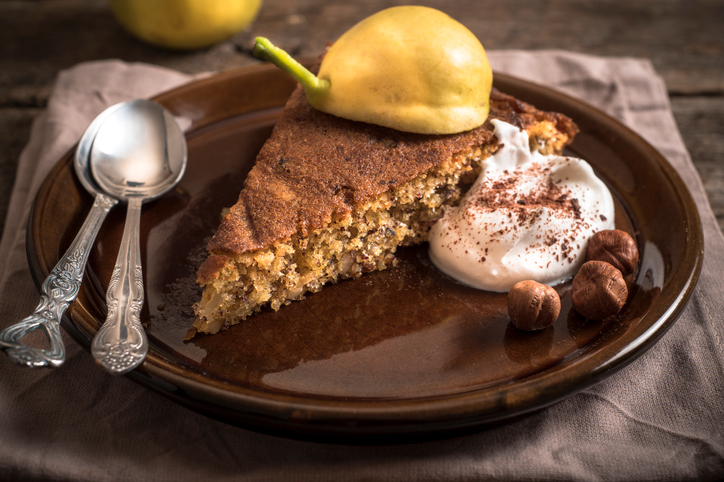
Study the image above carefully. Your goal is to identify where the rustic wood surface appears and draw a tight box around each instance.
[1,0,722,239]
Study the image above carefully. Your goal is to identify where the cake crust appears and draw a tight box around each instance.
[192,83,578,336]
[198,86,577,284]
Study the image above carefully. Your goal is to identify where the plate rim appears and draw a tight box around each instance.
[27,64,704,441]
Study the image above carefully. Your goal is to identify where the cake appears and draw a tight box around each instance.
[190,84,578,336]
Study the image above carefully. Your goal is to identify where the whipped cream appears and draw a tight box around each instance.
[429,119,615,291]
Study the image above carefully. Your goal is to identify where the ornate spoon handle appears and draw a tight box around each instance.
[91,197,148,375]
[0,194,118,367]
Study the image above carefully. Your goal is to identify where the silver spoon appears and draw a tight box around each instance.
[0,104,123,368]
[89,99,187,375]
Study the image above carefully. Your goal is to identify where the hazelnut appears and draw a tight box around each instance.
[586,229,639,276]
[572,260,628,320]
[507,280,561,331]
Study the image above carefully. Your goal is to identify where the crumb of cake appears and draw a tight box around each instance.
[193,150,482,334]
[191,88,577,336]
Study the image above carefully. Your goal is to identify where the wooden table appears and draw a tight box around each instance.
[1,0,722,239]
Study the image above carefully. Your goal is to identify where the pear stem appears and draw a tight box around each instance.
[253,37,330,97]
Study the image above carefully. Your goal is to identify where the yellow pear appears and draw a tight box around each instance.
[253,6,492,134]
[109,0,262,50]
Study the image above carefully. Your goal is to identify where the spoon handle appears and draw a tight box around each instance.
[0,194,118,367]
[92,197,148,375]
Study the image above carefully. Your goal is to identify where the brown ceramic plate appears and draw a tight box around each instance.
[27,64,703,442]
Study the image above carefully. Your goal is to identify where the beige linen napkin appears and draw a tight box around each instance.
[1,53,723,481]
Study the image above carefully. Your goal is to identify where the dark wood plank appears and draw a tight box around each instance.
[1,0,722,103]
[0,0,722,238]
[672,96,724,232]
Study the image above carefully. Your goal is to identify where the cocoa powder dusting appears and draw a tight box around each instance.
[466,161,590,264]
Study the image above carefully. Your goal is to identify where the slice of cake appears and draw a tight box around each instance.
[190,85,578,336]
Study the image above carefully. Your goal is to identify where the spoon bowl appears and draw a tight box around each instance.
[91,99,187,201]
[89,99,187,375]
[75,102,127,197]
